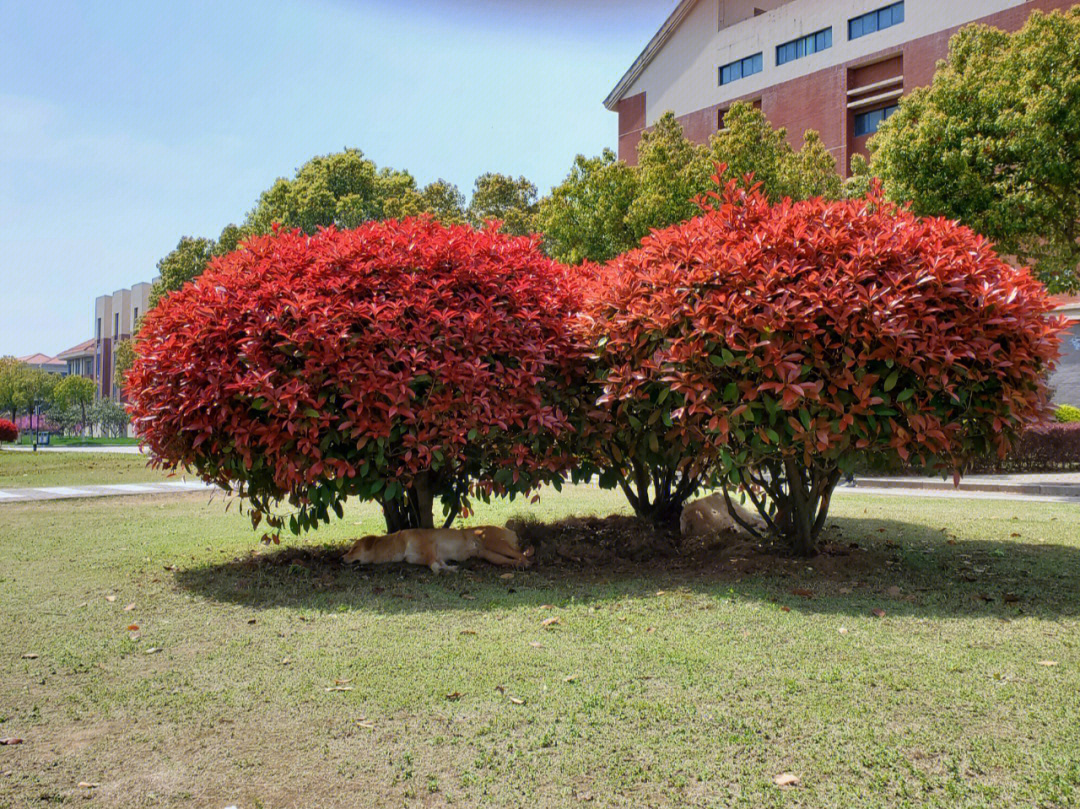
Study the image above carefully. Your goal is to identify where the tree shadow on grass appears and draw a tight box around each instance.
[173,515,1080,619]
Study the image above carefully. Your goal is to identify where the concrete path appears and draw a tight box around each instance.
[0,479,216,504]
[1,444,144,455]
[851,472,1080,500]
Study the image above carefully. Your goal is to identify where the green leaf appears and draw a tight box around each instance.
[883,370,899,392]
[896,388,915,402]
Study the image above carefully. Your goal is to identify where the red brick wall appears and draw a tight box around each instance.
[617,0,1078,173]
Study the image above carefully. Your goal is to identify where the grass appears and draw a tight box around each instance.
[15,435,140,447]
[0,450,171,489]
[1,487,1078,808]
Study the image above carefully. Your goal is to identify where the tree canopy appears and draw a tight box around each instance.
[467,173,539,236]
[869,8,1080,292]
[540,103,844,264]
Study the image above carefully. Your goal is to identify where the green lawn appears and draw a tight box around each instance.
[14,435,140,447]
[0,450,171,488]
[1,487,1078,808]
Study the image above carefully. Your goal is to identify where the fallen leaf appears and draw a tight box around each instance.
[460,629,477,635]
[646,627,655,633]
[356,720,375,729]
[655,590,666,596]
[773,773,800,787]
[780,606,791,613]
[460,594,476,601]
[1011,532,1021,538]
[145,647,162,654]
[77,782,99,789]
[886,586,902,597]
[123,603,136,612]
[281,658,292,665]
[542,616,561,627]
[445,691,462,701]
[871,608,886,618]
[838,627,849,635]
[529,642,543,648]
[0,738,23,745]
[576,791,594,802]
[494,684,506,694]
[20,653,38,660]
[335,678,352,685]
[791,588,814,599]
[247,618,256,624]
[127,624,139,632]
[507,696,525,705]
[325,686,353,692]
[1038,660,1058,667]
[540,604,555,609]
[838,586,853,595]
[163,564,177,571]
[500,573,514,580]
[564,674,578,683]
[104,595,117,603]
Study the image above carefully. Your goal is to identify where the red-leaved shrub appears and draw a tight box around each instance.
[0,418,17,443]
[582,175,1063,553]
[972,422,1080,472]
[127,218,590,538]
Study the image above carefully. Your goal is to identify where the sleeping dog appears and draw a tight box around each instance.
[342,525,529,573]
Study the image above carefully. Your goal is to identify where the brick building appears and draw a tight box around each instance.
[605,0,1077,173]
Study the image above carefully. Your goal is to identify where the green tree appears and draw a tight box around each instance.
[246,149,428,234]
[708,102,797,201]
[843,154,875,199]
[419,179,467,225]
[538,149,639,264]
[627,112,712,237]
[0,357,28,422]
[149,236,215,308]
[870,9,1080,292]
[789,130,843,200]
[91,398,130,438]
[53,375,96,434]
[467,173,539,236]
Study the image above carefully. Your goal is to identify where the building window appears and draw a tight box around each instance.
[849,2,904,40]
[854,103,899,136]
[719,52,763,85]
[97,317,101,339]
[776,28,832,66]
[114,312,120,337]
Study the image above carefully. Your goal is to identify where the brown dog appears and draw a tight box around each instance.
[342,525,529,573]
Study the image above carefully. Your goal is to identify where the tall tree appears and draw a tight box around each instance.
[419,179,467,225]
[245,148,428,234]
[537,149,639,264]
[149,236,215,308]
[870,8,1080,292]
[626,112,712,237]
[0,357,27,421]
[467,173,539,236]
[53,375,96,434]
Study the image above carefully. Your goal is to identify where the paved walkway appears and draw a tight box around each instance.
[0,479,216,503]
[851,472,1080,500]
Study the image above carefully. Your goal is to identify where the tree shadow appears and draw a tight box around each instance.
[173,515,1080,619]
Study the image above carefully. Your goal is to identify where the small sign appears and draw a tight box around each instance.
[36,432,50,446]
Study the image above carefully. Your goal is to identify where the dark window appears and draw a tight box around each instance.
[114,312,119,337]
[133,306,139,322]
[849,2,904,40]
[776,27,832,65]
[719,52,763,85]
[854,103,898,136]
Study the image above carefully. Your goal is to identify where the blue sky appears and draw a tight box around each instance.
[0,0,674,357]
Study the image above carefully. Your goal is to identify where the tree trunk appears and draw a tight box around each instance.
[773,460,841,556]
[616,460,698,526]
[380,471,437,533]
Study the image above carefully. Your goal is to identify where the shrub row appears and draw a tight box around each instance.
[970,422,1080,472]
[127,175,1065,554]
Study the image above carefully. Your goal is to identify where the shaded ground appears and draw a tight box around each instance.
[1,487,1078,808]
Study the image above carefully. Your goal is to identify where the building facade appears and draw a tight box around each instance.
[93,282,152,401]
[606,0,1076,172]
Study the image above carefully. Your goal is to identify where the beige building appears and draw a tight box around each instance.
[93,281,153,401]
